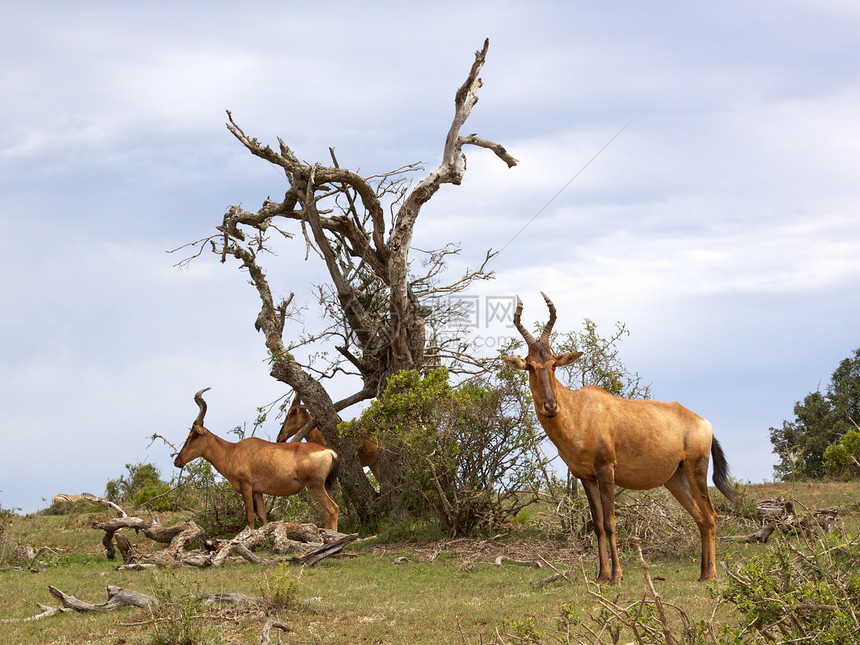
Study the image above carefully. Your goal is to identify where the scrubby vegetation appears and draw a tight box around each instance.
[340,368,546,536]
[2,481,858,644]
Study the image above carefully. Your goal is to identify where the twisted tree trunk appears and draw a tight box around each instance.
[179,40,516,522]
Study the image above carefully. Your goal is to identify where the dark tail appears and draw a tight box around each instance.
[711,436,735,503]
[325,452,340,496]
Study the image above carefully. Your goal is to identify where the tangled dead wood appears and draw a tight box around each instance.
[92,512,358,569]
[80,494,358,567]
[720,496,840,543]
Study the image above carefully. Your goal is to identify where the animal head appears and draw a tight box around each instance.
[276,393,313,442]
[174,387,211,467]
[500,293,582,418]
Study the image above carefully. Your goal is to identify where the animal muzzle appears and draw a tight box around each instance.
[540,401,559,417]
[173,455,185,468]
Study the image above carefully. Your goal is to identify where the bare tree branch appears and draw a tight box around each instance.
[178,39,516,520]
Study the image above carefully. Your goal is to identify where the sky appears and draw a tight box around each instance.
[2,1,859,514]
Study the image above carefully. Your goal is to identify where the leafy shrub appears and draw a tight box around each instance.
[721,528,860,644]
[341,368,546,535]
[105,462,175,512]
[823,427,860,479]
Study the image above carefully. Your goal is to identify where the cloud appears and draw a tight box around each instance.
[3,2,860,513]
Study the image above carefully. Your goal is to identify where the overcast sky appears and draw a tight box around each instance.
[2,2,858,514]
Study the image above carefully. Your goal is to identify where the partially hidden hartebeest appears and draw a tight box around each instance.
[501,294,734,584]
[276,394,380,482]
[174,388,339,531]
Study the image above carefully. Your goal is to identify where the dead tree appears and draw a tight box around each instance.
[174,40,517,519]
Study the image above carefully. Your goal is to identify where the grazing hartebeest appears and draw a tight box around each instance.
[501,294,734,584]
[174,388,339,531]
[276,394,380,482]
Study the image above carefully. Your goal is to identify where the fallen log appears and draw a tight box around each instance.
[166,521,205,558]
[757,497,793,524]
[115,533,138,564]
[201,592,259,606]
[49,584,156,612]
[800,507,839,534]
[494,555,544,568]
[290,533,359,565]
[719,521,777,543]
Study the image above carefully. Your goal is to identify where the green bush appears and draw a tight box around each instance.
[823,428,860,479]
[341,368,546,535]
[721,530,860,643]
[105,462,175,512]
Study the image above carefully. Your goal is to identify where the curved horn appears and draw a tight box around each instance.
[539,292,557,342]
[513,295,537,345]
[193,387,211,426]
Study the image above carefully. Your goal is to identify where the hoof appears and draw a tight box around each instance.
[595,576,621,586]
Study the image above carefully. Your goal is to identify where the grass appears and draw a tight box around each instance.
[2,480,858,644]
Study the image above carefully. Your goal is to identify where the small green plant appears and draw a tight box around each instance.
[260,561,300,611]
[505,615,545,643]
[148,571,210,645]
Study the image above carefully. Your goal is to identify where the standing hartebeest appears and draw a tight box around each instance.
[174,388,339,530]
[501,294,734,584]
[276,394,380,482]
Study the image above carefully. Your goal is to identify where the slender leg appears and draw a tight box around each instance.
[305,479,339,531]
[595,466,622,585]
[687,457,718,580]
[580,478,611,583]
[253,491,268,526]
[664,461,717,580]
[239,486,256,529]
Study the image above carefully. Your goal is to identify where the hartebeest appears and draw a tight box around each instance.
[276,394,380,482]
[174,388,339,531]
[501,294,734,584]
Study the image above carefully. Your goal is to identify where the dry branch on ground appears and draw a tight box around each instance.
[720,496,840,543]
[89,506,358,569]
[3,585,262,624]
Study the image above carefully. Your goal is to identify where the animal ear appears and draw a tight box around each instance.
[191,424,207,436]
[553,351,583,368]
[500,355,528,370]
